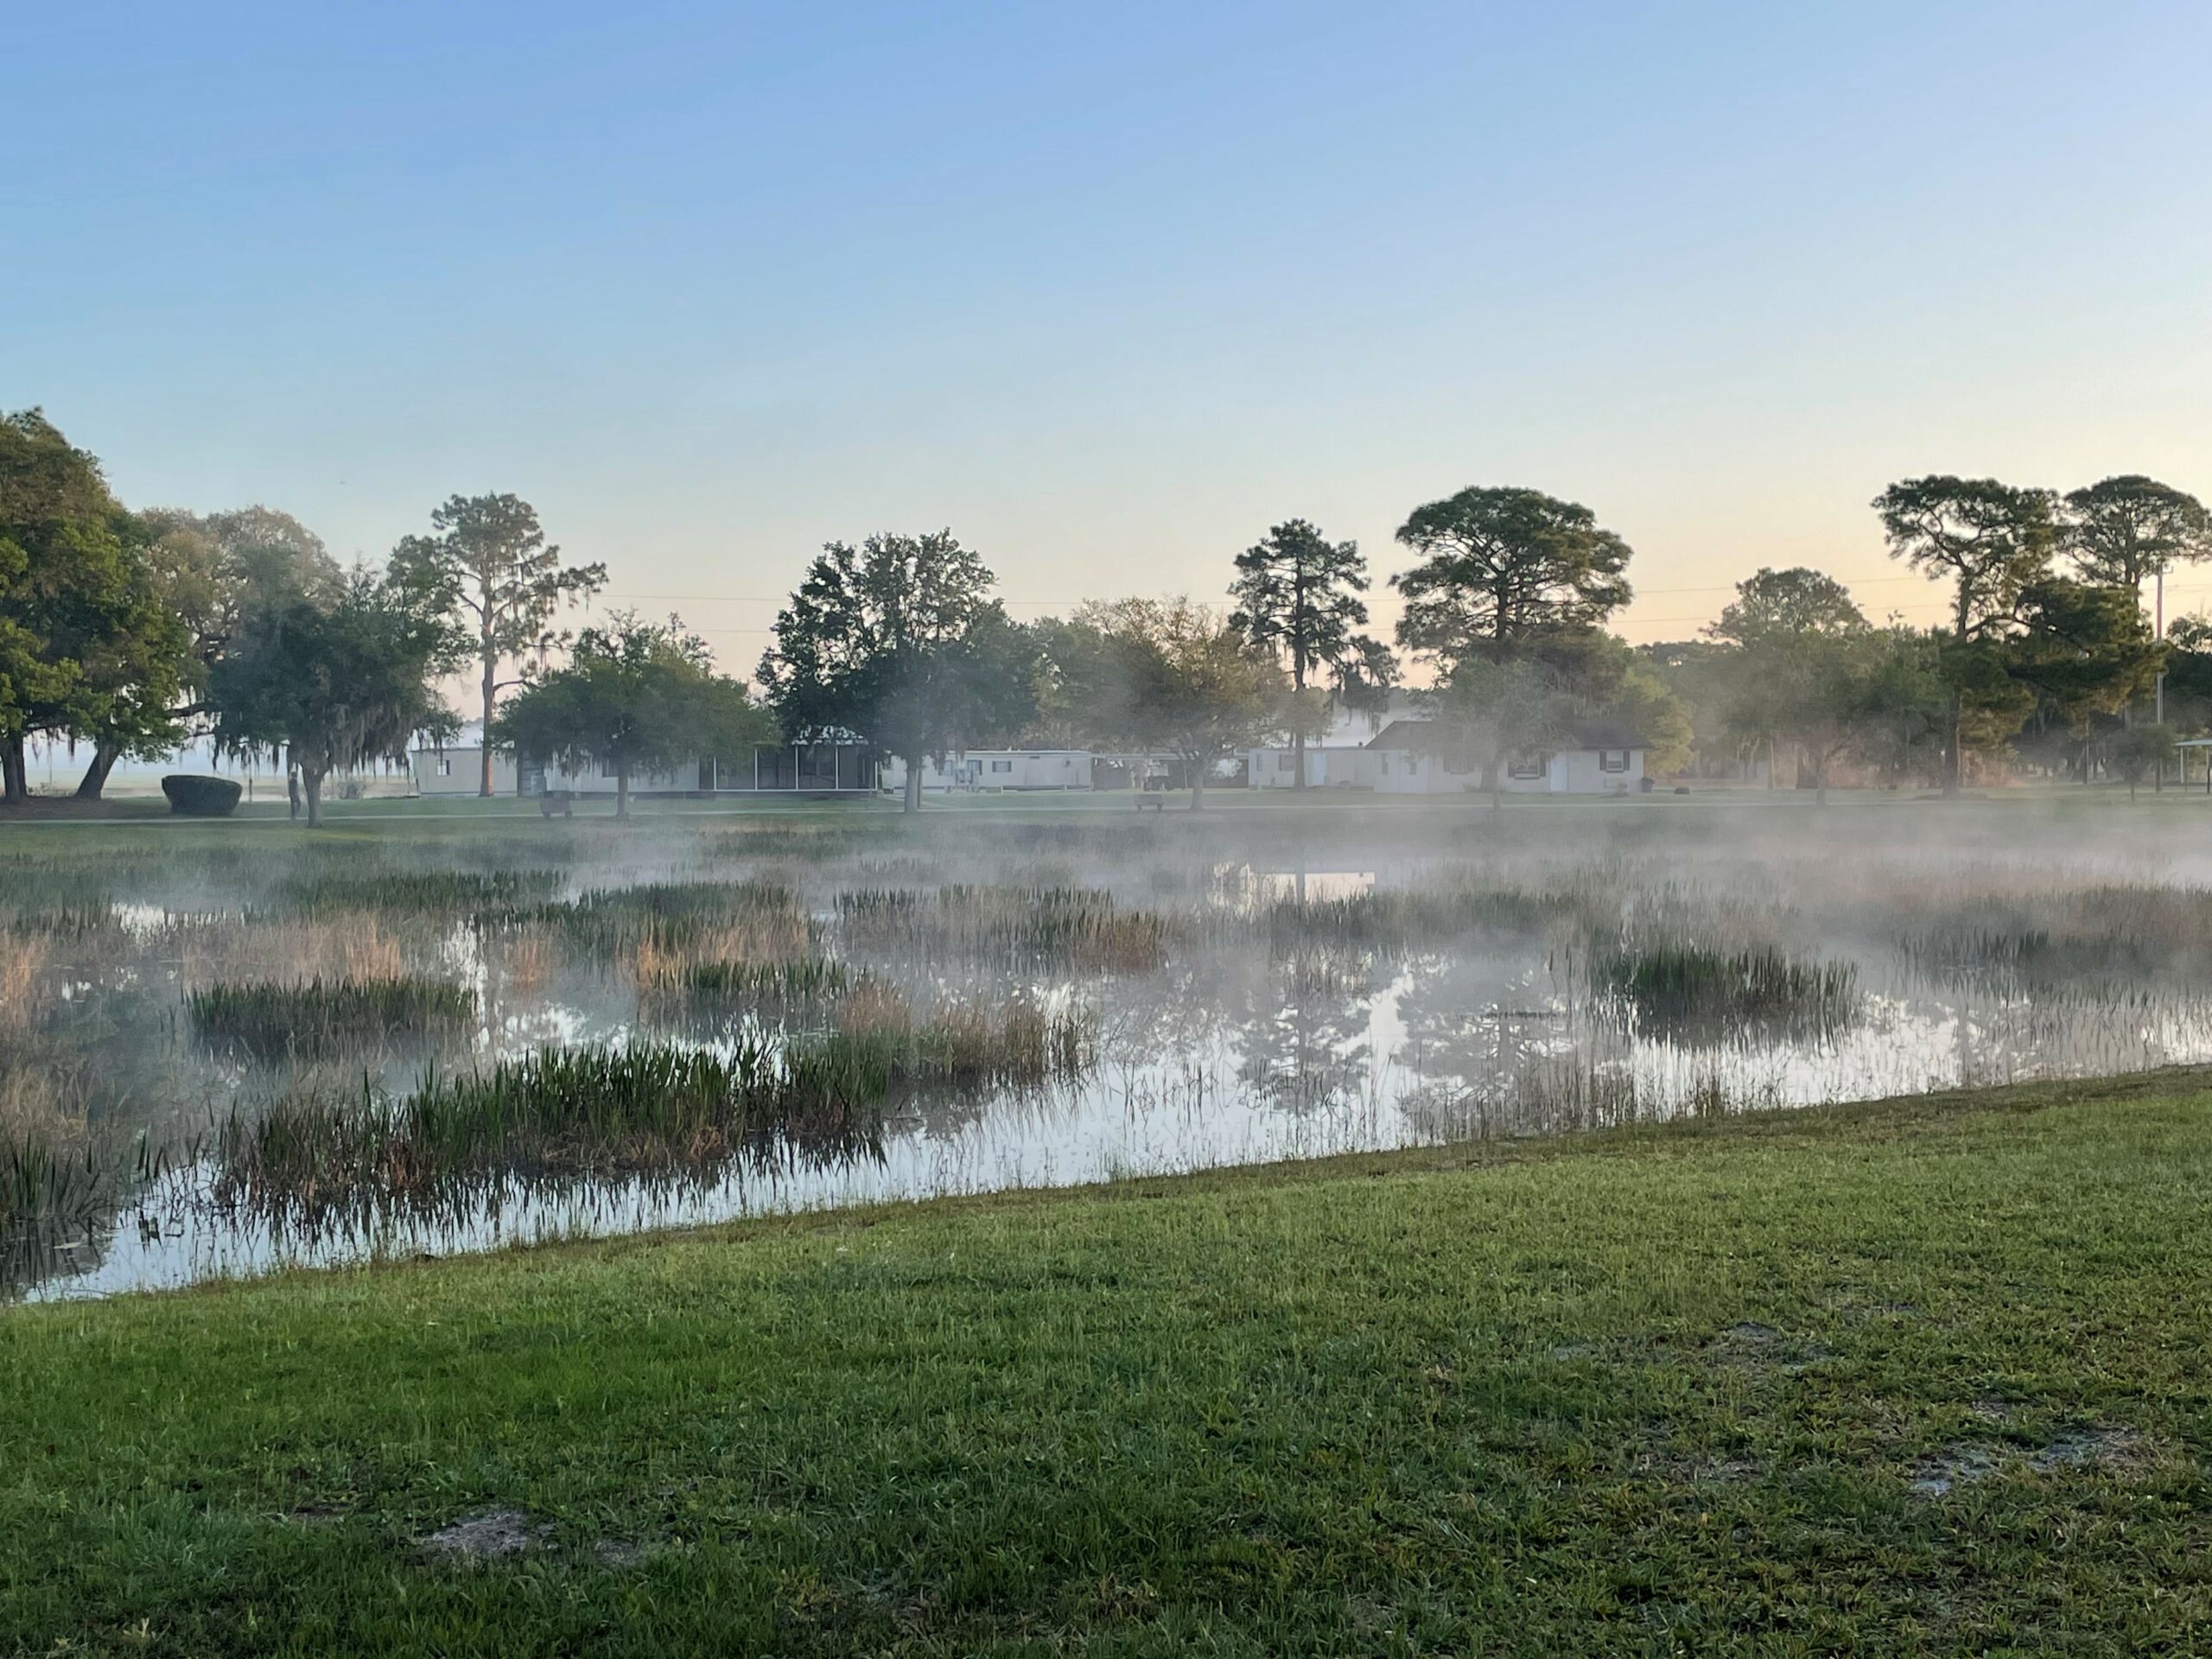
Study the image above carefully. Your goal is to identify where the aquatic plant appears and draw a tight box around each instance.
[214,1038,884,1217]
[836,886,1166,973]
[2,1127,181,1300]
[1590,942,1858,1044]
[187,976,478,1058]
[1900,886,2212,993]
[547,880,811,957]
[825,994,1093,1090]
[277,868,565,917]
[1263,887,1582,953]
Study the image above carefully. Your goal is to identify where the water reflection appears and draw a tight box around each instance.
[15,823,2212,1301]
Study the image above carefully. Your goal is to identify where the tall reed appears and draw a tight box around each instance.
[187,976,477,1058]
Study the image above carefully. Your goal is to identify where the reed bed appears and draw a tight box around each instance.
[666,957,851,1002]
[187,976,478,1059]
[824,993,1093,1090]
[0,937,52,1031]
[636,957,857,1033]
[1590,941,1859,1043]
[276,868,564,917]
[546,880,811,957]
[2,1117,179,1294]
[213,1039,885,1221]
[1900,885,2212,992]
[172,916,412,991]
[0,860,116,921]
[1264,887,1584,952]
[836,886,1167,973]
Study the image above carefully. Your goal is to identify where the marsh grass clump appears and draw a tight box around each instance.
[0,858,116,925]
[639,957,855,1031]
[187,976,478,1059]
[276,868,564,917]
[215,1039,884,1221]
[173,915,412,988]
[810,983,1092,1090]
[1591,941,1858,1044]
[1901,886,2212,994]
[1265,887,1580,953]
[702,823,884,861]
[678,958,849,1002]
[836,886,1166,973]
[3,1132,171,1234]
[549,880,810,957]
[3,1115,180,1294]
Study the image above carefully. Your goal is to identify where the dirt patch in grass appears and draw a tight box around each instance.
[1910,1427,2149,1497]
[1708,1320,1834,1371]
[418,1509,550,1563]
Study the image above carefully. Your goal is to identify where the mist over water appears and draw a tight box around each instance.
[9,798,2212,1300]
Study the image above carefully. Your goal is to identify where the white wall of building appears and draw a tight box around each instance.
[1246,746,1383,789]
[1372,746,1645,795]
[886,750,1093,791]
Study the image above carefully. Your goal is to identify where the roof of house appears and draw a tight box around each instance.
[1365,718,1648,753]
[1563,717,1649,751]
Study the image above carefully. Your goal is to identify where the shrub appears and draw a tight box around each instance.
[161,775,243,817]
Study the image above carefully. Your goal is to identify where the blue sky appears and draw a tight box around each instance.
[10,1,2212,663]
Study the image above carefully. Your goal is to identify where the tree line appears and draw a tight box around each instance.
[5,404,2206,823]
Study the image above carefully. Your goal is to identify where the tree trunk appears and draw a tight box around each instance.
[301,763,327,828]
[1,736,26,804]
[1944,690,1963,798]
[74,743,120,800]
[480,649,498,798]
[902,753,922,815]
[1815,748,1829,807]
[1189,754,1206,811]
[615,761,631,821]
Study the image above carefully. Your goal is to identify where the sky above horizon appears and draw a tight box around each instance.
[11,1,2212,672]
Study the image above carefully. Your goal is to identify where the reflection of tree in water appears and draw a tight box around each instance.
[1229,945,1389,1114]
[1386,946,1593,1139]
[1089,950,1257,1068]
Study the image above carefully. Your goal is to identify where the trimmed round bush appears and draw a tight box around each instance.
[162,775,244,817]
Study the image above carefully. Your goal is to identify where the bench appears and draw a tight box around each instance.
[1136,791,1166,812]
[539,788,574,818]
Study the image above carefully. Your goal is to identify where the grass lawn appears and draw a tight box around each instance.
[8,778,2212,853]
[3,1073,2210,1656]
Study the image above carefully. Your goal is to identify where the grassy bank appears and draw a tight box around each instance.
[4,1075,2211,1656]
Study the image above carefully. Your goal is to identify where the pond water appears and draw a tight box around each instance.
[9,804,2212,1300]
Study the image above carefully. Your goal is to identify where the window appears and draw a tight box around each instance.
[1279,753,1295,773]
[991,760,1013,773]
[1444,749,1472,776]
[1599,749,1629,773]
[435,755,452,777]
[1508,753,1546,780]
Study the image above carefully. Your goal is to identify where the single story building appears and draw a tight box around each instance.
[410,727,882,798]
[881,750,1094,792]
[1367,718,1648,796]
[1246,690,1422,789]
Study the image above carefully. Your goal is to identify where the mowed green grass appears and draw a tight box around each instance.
[4,1075,2210,1656]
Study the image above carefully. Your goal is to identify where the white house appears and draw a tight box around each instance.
[1245,690,1424,789]
[880,749,1095,793]
[1367,718,1648,796]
